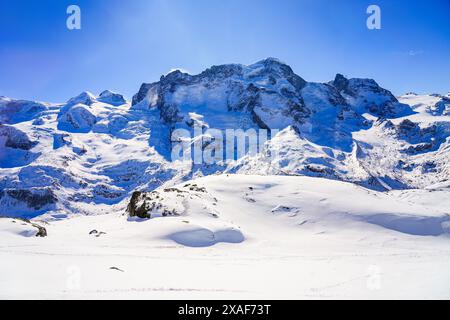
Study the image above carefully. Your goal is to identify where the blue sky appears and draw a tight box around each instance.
[0,0,449,102]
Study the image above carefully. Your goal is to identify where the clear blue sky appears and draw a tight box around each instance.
[0,0,449,102]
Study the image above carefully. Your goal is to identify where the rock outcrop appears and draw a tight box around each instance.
[98,90,127,106]
[0,125,37,150]
[58,104,97,132]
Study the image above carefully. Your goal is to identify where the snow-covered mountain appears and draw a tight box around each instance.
[0,58,449,219]
[1,58,450,299]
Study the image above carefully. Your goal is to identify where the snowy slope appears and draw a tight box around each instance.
[0,92,182,218]
[1,175,449,299]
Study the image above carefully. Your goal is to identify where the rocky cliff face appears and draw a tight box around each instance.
[132,58,407,132]
[132,59,310,133]
[131,58,410,154]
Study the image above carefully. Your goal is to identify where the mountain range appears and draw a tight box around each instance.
[1,58,450,299]
[0,58,449,219]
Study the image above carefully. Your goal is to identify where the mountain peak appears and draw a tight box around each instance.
[66,91,97,106]
[99,90,115,97]
[332,74,349,92]
[254,57,286,66]
[98,90,127,106]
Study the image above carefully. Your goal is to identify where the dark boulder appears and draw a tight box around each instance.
[127,191,151,219]
[32,223,47,237]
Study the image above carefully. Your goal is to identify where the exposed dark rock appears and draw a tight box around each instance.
[429,97,450,116]
[0,124,37,150]
[89,229,106,237]
[1,188,57,210]
[395,120,443,150]
[0,97,47,124]
[98,90,127,106]
[164,187,186,194]
[53,133,72,149]
[110,267,124,272]
[404,143,434,155]
[332,74,350,93]
[397,160,415,172]
[398,119,419,133]
[127,183,212,219]
[331,77,408,117]
[304,164,335,176]
[93,184,124,199]
[132,82,158,106]
[127,191,151,219]
[422,161,438,173]
[32,222,47,237]
[58,104,97,133]
[184,184,207,193]
[66,92,96,107]
[250,58,307,91]
[131,58,308,130]
[200,64,244,80]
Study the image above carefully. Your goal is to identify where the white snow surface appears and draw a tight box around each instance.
[1,175,449,299]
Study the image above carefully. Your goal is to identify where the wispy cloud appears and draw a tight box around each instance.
[408,50,424,56]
